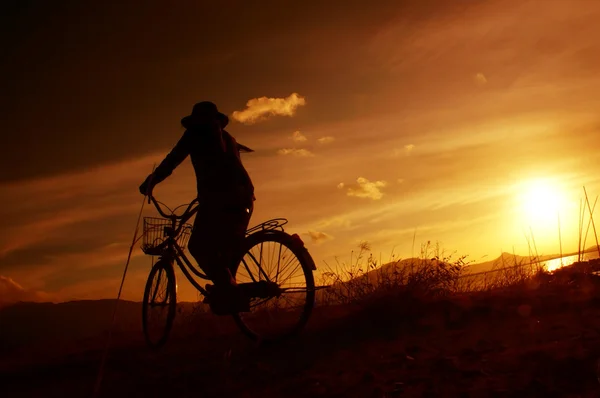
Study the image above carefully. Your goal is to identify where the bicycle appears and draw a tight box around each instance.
[140,194,320,349]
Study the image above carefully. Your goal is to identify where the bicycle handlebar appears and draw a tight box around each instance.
[147,195,199,220]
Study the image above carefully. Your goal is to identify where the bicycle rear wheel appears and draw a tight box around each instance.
[142,259,177,349]
[231,230,315,343]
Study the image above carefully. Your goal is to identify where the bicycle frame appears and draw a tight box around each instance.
[138,193,339,349]
[145,195,294,297]
[147,196,212,296]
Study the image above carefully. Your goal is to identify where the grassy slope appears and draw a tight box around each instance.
[3,263,600,397]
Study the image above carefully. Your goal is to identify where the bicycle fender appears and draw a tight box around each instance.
[291,233,317,271]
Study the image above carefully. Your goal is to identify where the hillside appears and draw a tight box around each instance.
[3,262,600,397]
[0,299,210,361]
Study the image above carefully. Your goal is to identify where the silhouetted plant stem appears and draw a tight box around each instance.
[583,186,600,257]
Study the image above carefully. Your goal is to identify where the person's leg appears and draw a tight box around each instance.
[223,205,252,277]
[187,206,251,314]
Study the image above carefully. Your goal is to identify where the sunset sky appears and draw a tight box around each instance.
[2,0,600,304]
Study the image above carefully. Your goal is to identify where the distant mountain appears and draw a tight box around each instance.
[465,252,540,275]
[319,248,595,299]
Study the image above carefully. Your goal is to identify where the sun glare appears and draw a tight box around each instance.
[517,178,567,226]
[510,176,581,259]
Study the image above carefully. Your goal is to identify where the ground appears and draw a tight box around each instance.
[3,272,600,397]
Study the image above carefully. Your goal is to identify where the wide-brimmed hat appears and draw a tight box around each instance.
[181,101,229,129]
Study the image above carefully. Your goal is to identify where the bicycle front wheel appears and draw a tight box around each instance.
[231,230,315,343]
[142,259,177,349]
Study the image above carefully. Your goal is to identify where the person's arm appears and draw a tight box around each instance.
[139,131,192,195]
[151,131,192,184]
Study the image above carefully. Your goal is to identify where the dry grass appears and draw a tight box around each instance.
[5,249,600,397]
[313,186,600,309]
[316,240,553,307]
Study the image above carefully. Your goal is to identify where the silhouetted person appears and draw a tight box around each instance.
[139,101,255,314]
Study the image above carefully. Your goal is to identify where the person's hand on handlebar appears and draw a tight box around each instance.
[139,174,155,200]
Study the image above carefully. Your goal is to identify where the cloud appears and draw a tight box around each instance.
[317,136,335,144]
[291,130,307,142]
[277,148,315,157]
[231,93,307,124]
[0,151,194,300]
[306,230,333,244]
[316,216,352,230]
[474,72,488,86]
[344,177,387,200]
[337,182,345,189]
[397,178,405,184]
[0,203,138,258]
[0,169,146,258]
[0,275,51,306]
[392,144,415,157]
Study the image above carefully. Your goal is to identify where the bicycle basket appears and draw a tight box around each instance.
[141,217,192,256]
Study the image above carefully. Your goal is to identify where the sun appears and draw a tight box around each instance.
[517,178,567,226]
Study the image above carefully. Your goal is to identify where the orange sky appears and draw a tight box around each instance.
[2,0,600,304]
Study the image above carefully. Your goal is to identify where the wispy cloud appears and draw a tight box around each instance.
[0,153,166,258]
[0,275,52,306]
[231,93,307,125]
[344,177,388,200]
[317,136,335,144]
[305,230,333,244]
[277,148,315,157]
[0,204,138,258]
[474,72,487,87]
[392,144,415,157]
[291,130,307,142]
[0,151,190,300]
[316,216,352,230]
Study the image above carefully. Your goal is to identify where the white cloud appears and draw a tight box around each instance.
[317,136,335,144]
[277,148,315,157]
[291,130,307,142]
[231,93,307,124]
[345,177,388,200]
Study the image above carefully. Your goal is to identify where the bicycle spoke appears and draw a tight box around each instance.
[269,238,277,280]
[233,232,315,342]
[246,249,271,281]
[143,261,176,349]
[250,296,274,308]
[258,241,264,281]
[241,258,258,283]
[151,268,163,302]
[275,247,299,282]
[275,242,283,283]
[277,260,303,286]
